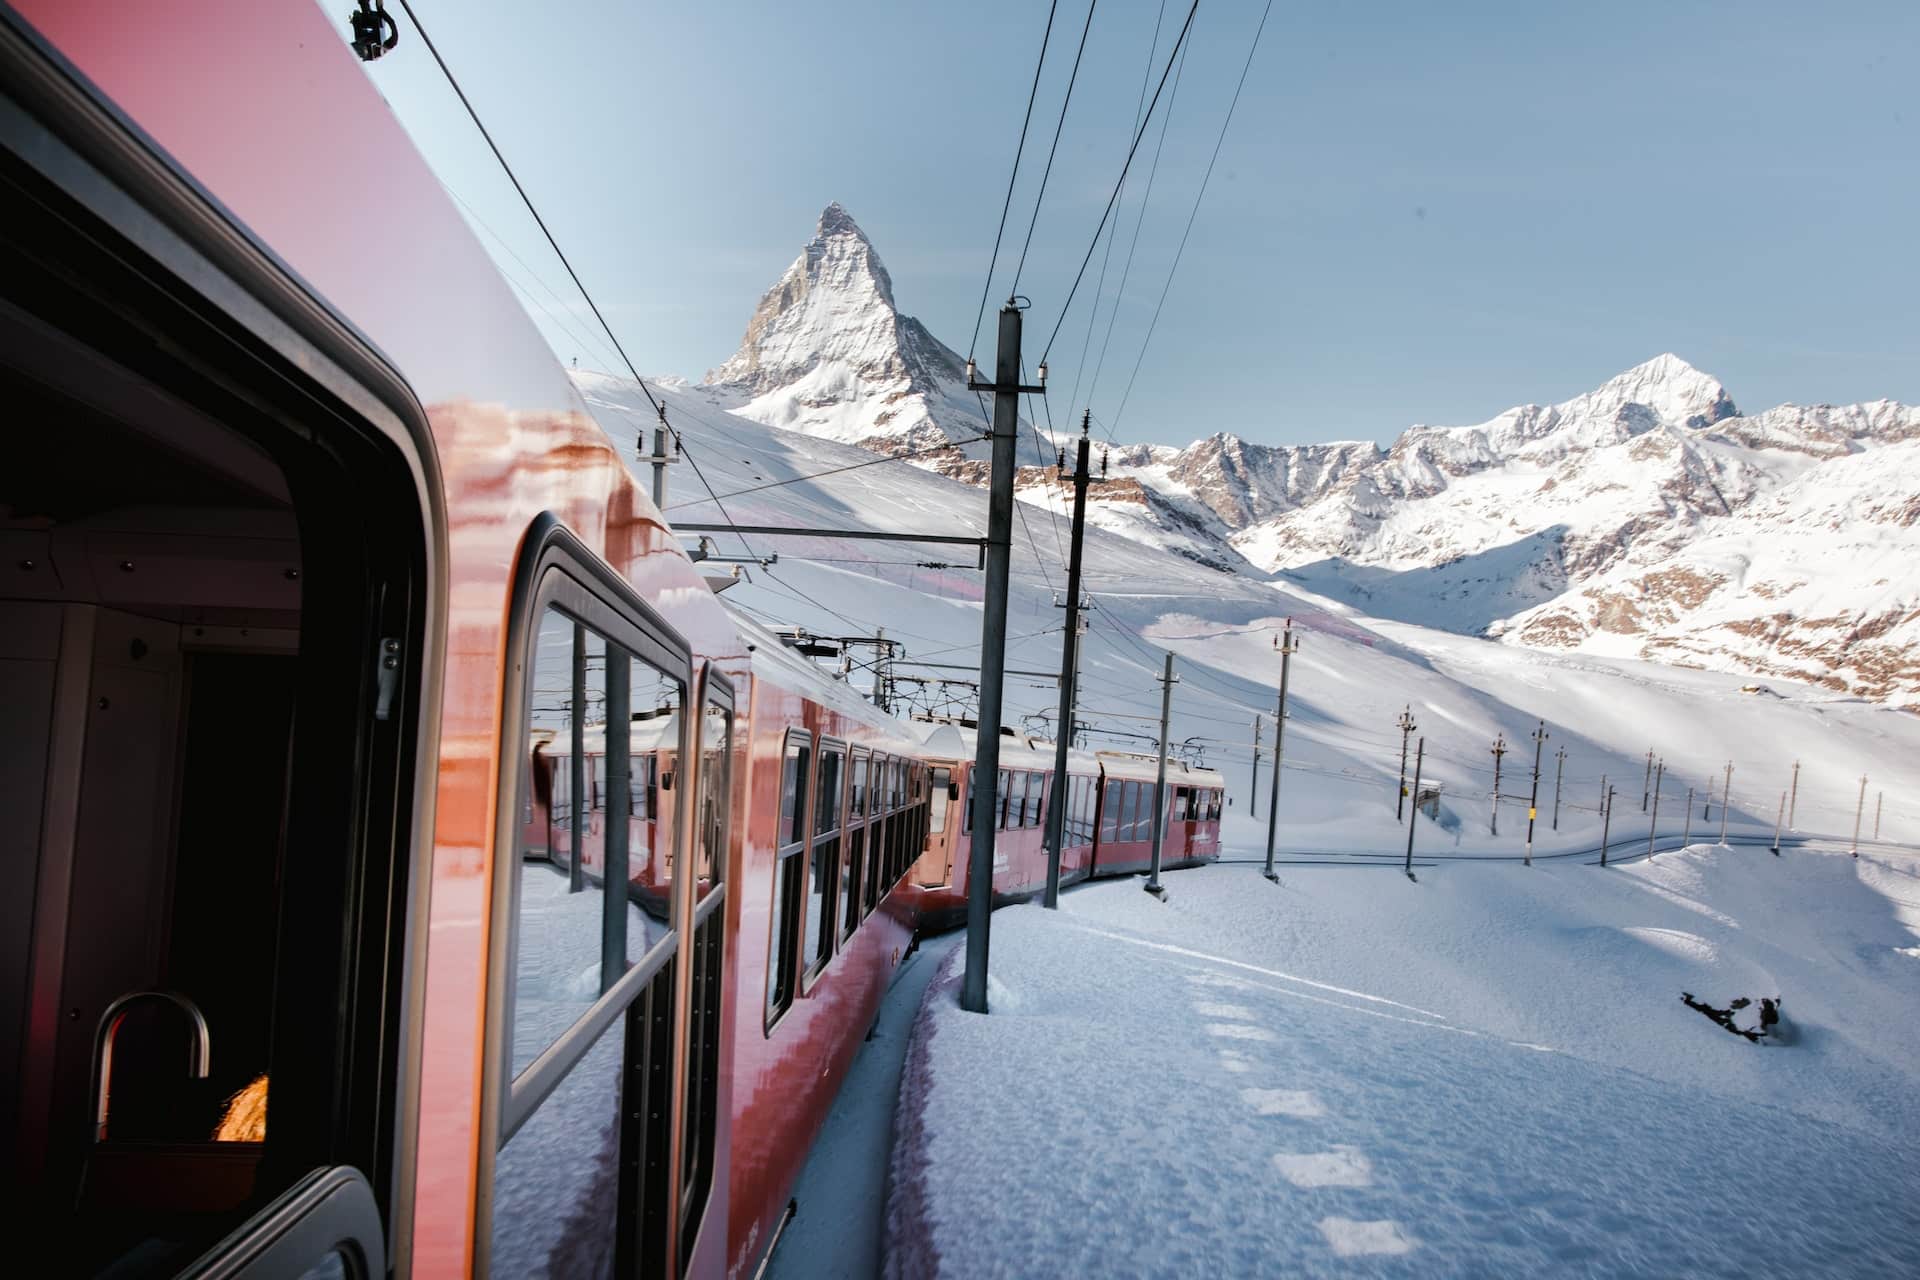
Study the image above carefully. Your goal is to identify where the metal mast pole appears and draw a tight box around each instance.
[1525,721,1547,866]
[1643,749,1655,812]
[1647,758,1665,860]
[1552,746,1566,831]
[1788,759,1800,828]
[1396,706,1417,822]
[1682,787,1694,848]
[1771,791,1785,856]
[1250,716,1262,808]
[1852,774,1867,858]
[1145,652,1177,898]
[1600,786,1615,867]
[960,301,1041,1014]
[1262,620,1298,883]
[1403,738,1424,880]
[1719,761,1733,844]
[1043,414,1092,909]
[1490,734,1508,836]
[1875,791,1883,841]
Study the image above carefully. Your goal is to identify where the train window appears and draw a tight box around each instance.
[768,733,811,1026]
[997,769,1012,829]
[863,755,886,915]
[506,607,684,1070]
[929,768,952,834]
[1101,779,1119,842]
[495,556,691,1275]
[803,745,845,978]
[962,771,975,835]
[841,752,869,944]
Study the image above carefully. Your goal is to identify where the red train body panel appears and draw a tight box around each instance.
[0,6,1220,1277]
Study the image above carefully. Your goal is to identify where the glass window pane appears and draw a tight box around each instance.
[696,699,730,897]
[513,611,610,1078]
[814,750,844,836]
[929,768,950,834]
[803,834,836,972]
[850,755,868,818]
[629,657,680,963]
[491,1015,624,1278]
[781,740,810,847]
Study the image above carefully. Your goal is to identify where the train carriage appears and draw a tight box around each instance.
[0,4,1227,1277]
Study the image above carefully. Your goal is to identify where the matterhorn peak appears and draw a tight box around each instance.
[700,204,983,450]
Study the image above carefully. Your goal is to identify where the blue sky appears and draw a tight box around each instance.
[359,1,1918,447]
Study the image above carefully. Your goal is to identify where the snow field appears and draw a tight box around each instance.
[885,843,1920,1277]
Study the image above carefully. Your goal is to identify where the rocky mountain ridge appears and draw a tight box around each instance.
[684,204,1920,706]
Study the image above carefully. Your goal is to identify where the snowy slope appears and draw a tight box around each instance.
[888,847,1920,1277]
[575,369,1920,851]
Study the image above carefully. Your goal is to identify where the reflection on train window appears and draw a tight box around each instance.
[512,609,682,1076]
[803,745,844,977]
[768,732,810,1024]
[695,700,730,896]
[491,1016,624,1276]
[840,753,868,945]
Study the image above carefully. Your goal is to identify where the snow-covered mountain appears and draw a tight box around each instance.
[698,203,987,454]
[683,207,1920,706]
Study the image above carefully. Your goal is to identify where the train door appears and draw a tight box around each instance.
[481,527,695,1276]
[1,24,435,1276]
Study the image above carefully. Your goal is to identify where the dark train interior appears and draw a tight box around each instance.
[3,124,422,1275]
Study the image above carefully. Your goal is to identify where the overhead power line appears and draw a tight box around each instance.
[1011,0,1102,296]
[393,1,760,559]
[1108,0,1277,439]
[663,434,988,510]
[1040,0,1202,365]
[969,0,1062,361]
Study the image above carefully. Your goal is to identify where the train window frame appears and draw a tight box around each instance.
[477,518,694,1276]
[800,737,848,990]
[489,554,688,1119]
[840,747,870,946]
[766,728,814,1033]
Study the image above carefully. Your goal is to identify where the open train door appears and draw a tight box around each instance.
[3,11,440,1276]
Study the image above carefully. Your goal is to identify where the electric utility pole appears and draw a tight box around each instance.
[1525,721,1547,866]
[1145,652,1178,899]
[1875,790,1883,842]
[1403,737,1424,881]
[642,403,678,509]
[1643,749,1655,812]
[1789,759,1800,828]
[1682,787,1694,848]
[1262,620,1299,883]
[1719,761,1733,844]
[1852,774,1868,858]
[1600,786,1617,867]
[1552,746,1567,831]
[1490,733,1509,836]
[1647,758,1665,860]
[1042,411,1091,909]
[1396,706,1418,822]
[1771,791,1784,856]
[1250,715,1263,808]
[960,300,1043,1015]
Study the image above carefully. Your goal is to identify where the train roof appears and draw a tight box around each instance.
[724,604,928,757]
[1095,751,1225,787]
[913,723,1101,775]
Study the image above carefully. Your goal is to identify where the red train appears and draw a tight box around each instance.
[0,4,1222,1277]
[908,728,1225,928]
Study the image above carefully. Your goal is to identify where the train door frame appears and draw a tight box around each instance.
[479,516,695,1277]
[670,661,731,1275]
[1,17,444,1275]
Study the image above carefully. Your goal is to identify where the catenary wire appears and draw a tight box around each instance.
[1010,0,1101,296]
[969,0,1061,361]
